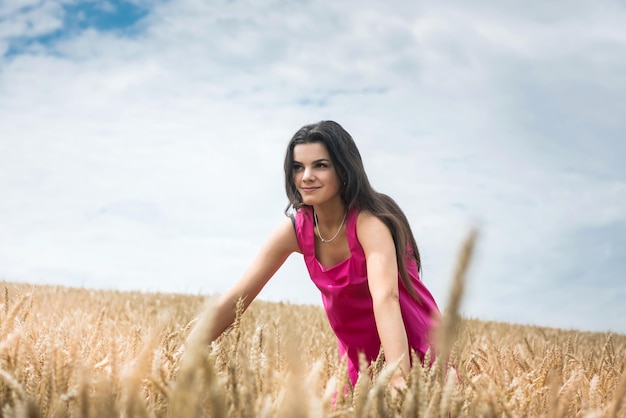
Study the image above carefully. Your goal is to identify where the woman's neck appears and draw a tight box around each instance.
[312,201,347,227]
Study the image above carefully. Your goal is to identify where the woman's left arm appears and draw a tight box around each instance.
[357,211,410,390]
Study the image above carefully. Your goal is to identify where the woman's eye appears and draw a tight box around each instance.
[316,163,327,168]
[293,165,303,171]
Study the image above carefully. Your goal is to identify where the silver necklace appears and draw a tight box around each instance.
[314,210,347,243]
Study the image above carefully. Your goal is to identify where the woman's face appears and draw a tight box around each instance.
[292,142,341,208]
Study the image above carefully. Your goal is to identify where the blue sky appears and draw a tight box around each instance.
[1,0,625,334]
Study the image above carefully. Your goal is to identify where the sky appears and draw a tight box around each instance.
[1,0,625,334]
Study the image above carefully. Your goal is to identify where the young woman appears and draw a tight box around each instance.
[203,120,440,389]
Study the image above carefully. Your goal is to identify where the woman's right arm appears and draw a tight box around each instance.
[203,217,301,343]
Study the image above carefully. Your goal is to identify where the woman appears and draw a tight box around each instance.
[203,120,440,389]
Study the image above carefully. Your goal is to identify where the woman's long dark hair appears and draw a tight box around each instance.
[284,120,422,301]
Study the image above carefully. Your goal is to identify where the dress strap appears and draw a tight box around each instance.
[293,206,315,256]
[288,213,296,231]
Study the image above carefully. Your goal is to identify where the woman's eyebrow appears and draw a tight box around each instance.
[293,158,331,165]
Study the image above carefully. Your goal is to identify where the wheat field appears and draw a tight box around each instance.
[1,234,625,417]
[1,282,625,417]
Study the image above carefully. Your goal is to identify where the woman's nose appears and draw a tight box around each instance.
[302,167,315,181]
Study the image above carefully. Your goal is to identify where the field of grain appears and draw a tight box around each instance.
[1,277,624,418]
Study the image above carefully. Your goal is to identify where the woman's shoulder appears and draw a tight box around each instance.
[355,209,387,233]
[355,209,394,254]
[355,209,376,223]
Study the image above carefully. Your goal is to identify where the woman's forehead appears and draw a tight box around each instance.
[293,142,330,161]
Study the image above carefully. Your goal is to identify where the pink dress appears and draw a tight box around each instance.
[293,206,440,385]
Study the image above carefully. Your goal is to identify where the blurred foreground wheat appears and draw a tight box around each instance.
[1,232,625,417]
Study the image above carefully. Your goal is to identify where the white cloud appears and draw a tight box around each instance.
[0,0,46,17]
[0,0,65,38]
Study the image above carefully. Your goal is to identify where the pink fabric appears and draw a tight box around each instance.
[294,206,440,385]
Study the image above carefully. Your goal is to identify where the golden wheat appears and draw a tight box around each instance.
[0,234,624,416]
